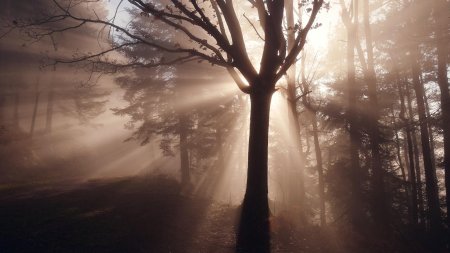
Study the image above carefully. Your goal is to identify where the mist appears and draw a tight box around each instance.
[1,0,449,252]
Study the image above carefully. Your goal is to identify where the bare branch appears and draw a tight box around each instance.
[42,0,228,66]
[295,90,312,102]
[169,0,232,54]
[276,0,324,81]
[243,13,264,41]
[247,0,268,29]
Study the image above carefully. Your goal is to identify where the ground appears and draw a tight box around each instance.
[0,175,423,253]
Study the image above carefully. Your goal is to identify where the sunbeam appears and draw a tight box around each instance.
[1,0,449,252]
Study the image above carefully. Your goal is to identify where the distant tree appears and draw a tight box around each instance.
[361,0,388,228]
[432,0,450,229]
[340,0,365,229]
[405,7,443,243]
[300,77,326,227]
[110,7,239,187]
[284,0,307,220]
[113,64,232,187]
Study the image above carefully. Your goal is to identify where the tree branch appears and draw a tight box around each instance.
[275,0,324,81]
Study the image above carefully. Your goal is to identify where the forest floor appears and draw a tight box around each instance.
[0,175,428,253]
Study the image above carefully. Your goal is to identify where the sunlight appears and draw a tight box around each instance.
[3,0,448,251]
[172,79,242,114]
[268,91,307,215]
[192,97,250,204]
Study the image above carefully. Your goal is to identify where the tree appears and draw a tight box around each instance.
[403,1,443,241]
[362,0,388,228]
[284,0,307,223]
[10,1,325,251]
[340,0,365,229]
[393,59,418,226]
[432,0,450,229]
[301,81,326,226]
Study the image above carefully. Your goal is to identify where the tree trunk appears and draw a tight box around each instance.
[391,109,409,206]
[396,71,418,226]
[432,0,450,229]
[237,91,272,253]
[179,115,190,187]
[414,134,426,228]
[45,75,54,134]
[424,90,437,174]
[30,81,40,138]
[312,112,326,226]
[216,126,224,165]
[13,88,20,128]
[410,49,442,240]
[406,79,425,228]
[285,0,306,219]
[363,0,387,227]
[405,131,419,225]
[0,95,4,128]
[344,0,364,228]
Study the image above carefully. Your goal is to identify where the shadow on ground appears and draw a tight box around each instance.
[0,175,422,253]
[0,176,236,253]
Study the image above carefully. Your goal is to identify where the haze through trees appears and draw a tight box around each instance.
[2,0,450,252]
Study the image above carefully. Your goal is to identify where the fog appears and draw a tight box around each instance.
[1,0,449,252]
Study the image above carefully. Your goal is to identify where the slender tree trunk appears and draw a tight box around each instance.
[396,71,418,226]
[237,90,272,253]
[13,90,19,128]
[305,127,311,158]
[410,48,442,240]
[433,0,450,229]
[179,115,190,186]
[344,0,364,228]
[363,0,388,227]
[45,75,54,134]
[406,79,426,228]
[312,112,326,226]
[403,139,410,178]
[424,90,437,173]
[414,137,426,228]
[216,126,224,165]
[392,109,409,202]
[285,0,306,219]
[0,95,4,128]
[30,81,40,138]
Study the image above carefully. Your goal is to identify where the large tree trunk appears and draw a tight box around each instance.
[432,0,450,229]
[410,49,442,240]
[237,91,272,253]
[179,115,190,187]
